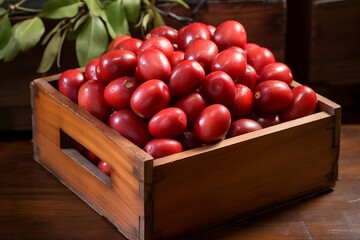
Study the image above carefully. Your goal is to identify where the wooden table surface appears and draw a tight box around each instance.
[0,124,359,240]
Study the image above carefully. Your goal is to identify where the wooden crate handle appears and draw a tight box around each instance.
[59,128,112,187]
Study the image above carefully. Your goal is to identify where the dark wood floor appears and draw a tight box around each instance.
[0,125,359,239]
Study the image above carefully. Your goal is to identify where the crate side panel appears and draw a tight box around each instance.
[33,78,153,181]
[33,83,144,200]
[34,111,144,215]
[31,81,147,240]
[151,116,337,239]
[34,130,141,236]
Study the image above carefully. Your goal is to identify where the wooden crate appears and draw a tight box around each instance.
[31,75,341,240]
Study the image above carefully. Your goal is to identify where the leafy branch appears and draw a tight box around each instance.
[0,0,189,73]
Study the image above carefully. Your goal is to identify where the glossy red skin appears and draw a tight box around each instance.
[250,110,280,128]
[174,92,209,128]
[177,129,205,150]
[226,46,246,55]
[168,50,184,69]
[211,48,247,81]
[84,58,99,80]
[279,85,317,122]
[244,43,260,54]
[144,138,183,158]
[194,104,232,144]
[258,62,293,85]
[168,59,205,97]
[86,150,100,165]
[130,79,171,118]
[137,48,171,82]
[247,47,276,73]
[212,20,247,50]
[178,22,211,50]
[145,25,179,47]
[108,109,152,148]
[184,39,219,73]
[203,71,236,106]
[78,80,110,122]
[58,69,86,103]
[97,160,111,177]
[96,50,137,85]
[138,36,174,59]
[229,84,254,120]
[107,34,131,52]
[207,24,216,35]
[113,37,143,54]
[254,80,293,113]
[234,64,258,91]
[227,119,263,138]
[148,107,187,138]
[134,67,145,83]
[104,76,139,109]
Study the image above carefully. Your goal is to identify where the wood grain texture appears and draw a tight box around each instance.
[31,77,154,240]
[286,0,360,108]
[308,0,360,86]
[0,29,78,131]
[0,125,359,239]
[151,112,337,239]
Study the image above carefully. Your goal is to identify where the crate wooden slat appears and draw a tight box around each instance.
[31,75,154,240]
[31,75,340,240]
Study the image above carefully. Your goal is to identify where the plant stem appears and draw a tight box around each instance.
[8,0,41,14]
[14,0,27,7]
[14,6,40,13]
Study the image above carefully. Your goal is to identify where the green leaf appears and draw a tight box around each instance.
[37,31,61,73]
[0,35,20,62]
[99,11,115,39]
[0,0,4,5]
[157,0,189,9]
[123,0,140,24]
[83,0,103,17]
[13,17,45,52]
[76,15,108,67]
[153,8,165,28]
[73,13,89,31]
[57,28,69,68]
[142,12,151,33]
[0,8,6,17]
[38,0,81,19]
[41,19,66,45]
[66,27,78,41]
[0,14,12,49]
[66,12,89,41]
[104,0,129,38]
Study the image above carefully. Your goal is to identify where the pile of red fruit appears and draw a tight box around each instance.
[58,20,318,176]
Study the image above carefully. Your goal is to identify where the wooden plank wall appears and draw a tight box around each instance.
[286,0,360,108]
